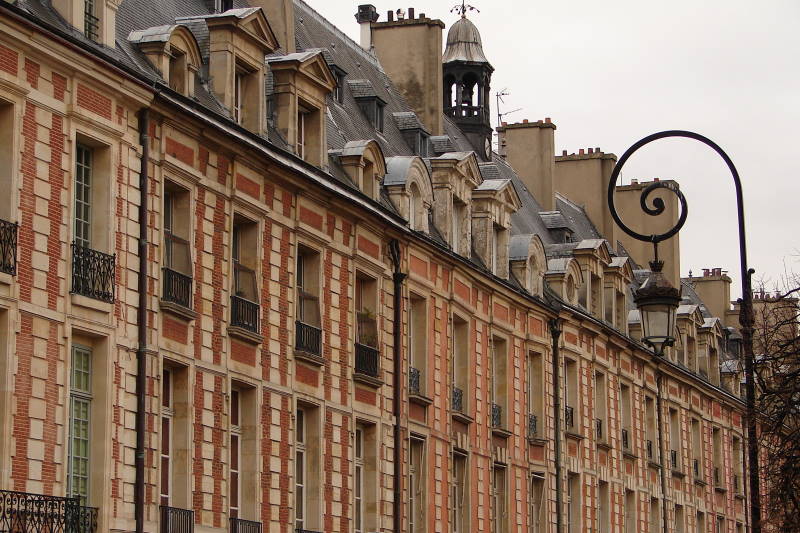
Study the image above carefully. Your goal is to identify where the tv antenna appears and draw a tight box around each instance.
[496,89,522,126]
[451,1,479,17]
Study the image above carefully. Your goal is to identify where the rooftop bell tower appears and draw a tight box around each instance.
[443,3,494,160]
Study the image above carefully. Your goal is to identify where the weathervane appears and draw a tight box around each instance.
[451,1,479,17]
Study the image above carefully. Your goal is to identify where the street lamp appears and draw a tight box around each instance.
[634,260,681,357]
[606,130,760,533]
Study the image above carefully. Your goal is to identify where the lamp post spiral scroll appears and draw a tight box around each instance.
[606,130,760,533]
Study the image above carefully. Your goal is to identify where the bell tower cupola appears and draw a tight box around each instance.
[443,5,494,160]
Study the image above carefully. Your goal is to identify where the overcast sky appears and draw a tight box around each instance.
[312,0,800,299]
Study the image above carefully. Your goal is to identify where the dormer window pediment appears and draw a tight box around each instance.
[430,152,482,257]
[129,25,202,97]
[471,178,521,278]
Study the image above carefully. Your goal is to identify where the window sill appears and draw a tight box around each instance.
[648,460,662,469]
[734,492,745,500]
[452,411,474,425]
[566,430,584,440]
[714,485,727,494]
[623,450,638,460]
[409,393,433,407]
[353,371,383,388]
[491,426,513,440]
[596,441,612,451]
[0,271,12,286]
[671,469,686,479]
[295,349,325,367]
[227,325,263,345]
[160,299,197,321]
[528,436,548,446]
[71,293,113,314]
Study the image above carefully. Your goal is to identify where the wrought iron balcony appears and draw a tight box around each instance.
[0,219,17,275]
[409,366,421,396]
[355,342,379,377]
[231,517,261,533]
[452,386,464,413]
[693,459,701,478]
[71,242,115,302]
[527,414,538,440]
[295,320,322,355]
[163,268,192,309]
[491,403,503,429]
[161,505,193,533]
[595,418,603,440]
[646,440,654,460]
[230,295,259,333]
[670,449,679,470]
[564,406,574,430]
[621,428,630,451]
[0,490,97,533]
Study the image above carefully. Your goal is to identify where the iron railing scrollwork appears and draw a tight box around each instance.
[230,517,261,533]
[0,490,97,533]
[0,219,17,275]
[355,343,379,377]
[527,414,538,439]
[564,406,574,430]
[452,386,464,413]
[491,403,503,429]
[71,243,115,303]
[231,295,259,333]
[295,321,321,355]
[409,366,421,396]
[163,268,192,309]
[161,505,193,533]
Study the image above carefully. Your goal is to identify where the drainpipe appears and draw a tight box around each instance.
[135,108,150,533]
[656,368,669,533]
[388,239,406,533]
[549,318,564,533]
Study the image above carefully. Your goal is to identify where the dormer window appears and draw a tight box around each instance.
[349,80,386,133]
[169,50,187,93]
[393,112,430,157]
[297,108,307,160]
[130,25,202,98]
[452,198,465,254]
[384,156,432,234]
[234,61,260,129]
[331,66,347,104]
[84,0,99,41]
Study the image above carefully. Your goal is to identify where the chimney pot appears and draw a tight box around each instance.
[703,269,710,277]
[408,7,415,18]
[579,148,585,155]
[588,148,594,154]
[387,10,394,21]
[420,12,426,18]
[595,146,600,152]
[654,177,659,182]
[523,119,529,124]
[396,8,405,20]
[356,4,379,23]
[545,117,552,123]
[631,179,638,184]
[502,121,508,126]
[562,150,567,156]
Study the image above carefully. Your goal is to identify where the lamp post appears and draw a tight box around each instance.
[606,130,760,533]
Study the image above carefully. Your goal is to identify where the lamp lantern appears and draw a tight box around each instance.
[634,260,681,357]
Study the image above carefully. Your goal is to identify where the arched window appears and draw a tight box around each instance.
[409,182,422,230]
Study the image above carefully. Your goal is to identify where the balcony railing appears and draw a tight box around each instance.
[693,459,701,478]
[646,439,654,460]
[670,449,679,470]
[452,386,464,413]
[527,414,538,440]
[409,367,421,396]
[295,320,322,355]
[595,418,603,440]
[621,428,630,451]
[0,219,17,275]
[161,505,193,533]
[564,406,574,430]
[355,343,379,377]
[491,403,503,429]
[163,268,192,309]
[71,243,115,302]
[0,490,97,533]
[231,295,260,333]
[230,517,261,533]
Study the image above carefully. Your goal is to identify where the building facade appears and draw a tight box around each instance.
[0,0,753,532]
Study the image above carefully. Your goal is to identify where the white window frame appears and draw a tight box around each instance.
[74,143,93,248]
[160,368,174,506]
[68,345,92,503]
[295,408,306,530]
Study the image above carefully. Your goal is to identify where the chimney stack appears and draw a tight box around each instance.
[497,120,557,211]
[371,9,445,135]
[355,4,379,49]
[251,0,296,52]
